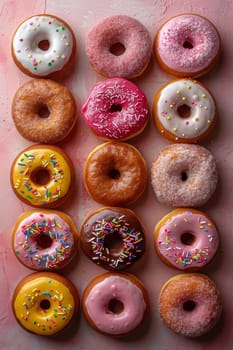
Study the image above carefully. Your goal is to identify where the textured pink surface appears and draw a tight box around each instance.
[1,0,233,349]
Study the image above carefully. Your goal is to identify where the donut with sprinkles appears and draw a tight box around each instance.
[10,145,74,208]
[153,79,217,143]
[12,210,78,271]
[80,207,145,270]
[154,208,219,271]
[12,272,79,335]
[11,14,76,78]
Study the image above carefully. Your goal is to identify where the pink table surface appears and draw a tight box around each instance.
[0,0,233,349]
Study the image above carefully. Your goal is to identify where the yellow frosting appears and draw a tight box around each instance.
[13,276,75,335]
[11,147,71,206]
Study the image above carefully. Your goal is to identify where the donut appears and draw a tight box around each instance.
[153,79,217,143]
[12,272,79,336]
[159,273,222,337]
[151,144,218,207]
[82,272,149,336]
[86,15,152,79]
[11,145,74,208]
[12,79,76,144]
[84,142,147,206]
[11,14,76,78]
[154,208,219,271]
[80,207,145,270]
[154,14,220,78]
[81,78,149,141]
[12,210,78,271]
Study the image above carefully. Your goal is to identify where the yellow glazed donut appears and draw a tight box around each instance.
[10,145,74,208]
[12,272,79,336]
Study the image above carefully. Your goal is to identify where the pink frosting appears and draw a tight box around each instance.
[81,78,149,140]
[13,212,75,270]
[156,14,220,74]
[84,275,146,335]
[156,210,219,270]
[86,15,152,78]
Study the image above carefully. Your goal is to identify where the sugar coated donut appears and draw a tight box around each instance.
[80,207,145,270]
[153,79,216,143]
[12,79,76,144]
[12,210,78,271]
[84,142,147,206]
[155,14,220,78]
[11,145,74,208]
[151,144,218,207]
[12,14,76,78]
[159,273,222,337]
[154,208,219,271]
[12,272,79,335]
[81,78,149,141]
[86,15,152,79]
[82,272,149,336]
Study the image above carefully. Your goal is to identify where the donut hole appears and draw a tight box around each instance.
[38,39,50,51]
[104,232,122,252]
[183,40,193,49]
[31,168,51,186]
[36,234,53,249]
[37,104,50,119]
[181,171,188,182]
[183,300,196,312]
[107,299,124,314]
[108,168,121,180]
[177,104,191,119]
[109,104,122,113]
[109,42,126,56]
[181,232,196,246]
[40,299,51,310]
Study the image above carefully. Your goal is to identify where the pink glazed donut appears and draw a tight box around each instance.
[155,14,220,78]
[81,78,149,141]
[11,210,78,270]
[86,15,152,79]
[82,273,149,336]
[154,209,220,271]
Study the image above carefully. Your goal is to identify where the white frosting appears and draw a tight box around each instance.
[12,15,74,76]
[156,79,215,139]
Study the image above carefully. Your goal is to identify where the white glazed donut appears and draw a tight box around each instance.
[153,79,216,143]
[12,14,76,78]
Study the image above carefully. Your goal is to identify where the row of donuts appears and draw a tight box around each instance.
[11,14,220,80]
[11,75,216,145]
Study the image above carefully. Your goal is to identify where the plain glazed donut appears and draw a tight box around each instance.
[81,77,149,141]
[12,272,79,336]
[12,79,76,144]
[86,15,152,79]
[12,14,76,78]
[12,210,78,271]
[154,208,219,271]
[80,207,145,270]
[11,145,74,208]
[155,14,220,78]
[153,79,217,143]
[151,144,218,207]
[159,273,222,337]
[84,142,147,206]
[82,272,149,336]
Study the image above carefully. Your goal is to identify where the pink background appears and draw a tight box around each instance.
[0,0,233,349]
